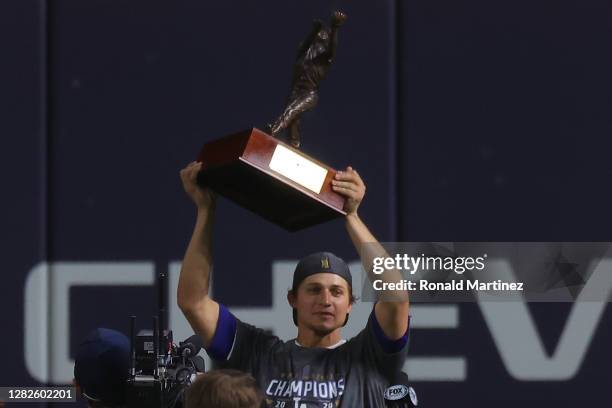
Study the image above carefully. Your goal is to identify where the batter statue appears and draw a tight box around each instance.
[269,11,347,148]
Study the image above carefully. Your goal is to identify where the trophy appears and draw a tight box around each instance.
[198,11,348,231]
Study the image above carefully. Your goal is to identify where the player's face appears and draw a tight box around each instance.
[294,273,352,334]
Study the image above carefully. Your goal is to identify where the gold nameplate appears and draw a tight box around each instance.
[269,145,327,194]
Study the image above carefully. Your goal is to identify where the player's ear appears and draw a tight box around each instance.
[288,290,299,327]
[287,290,296,308]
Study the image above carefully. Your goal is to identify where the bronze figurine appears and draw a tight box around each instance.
[268,11,347,148]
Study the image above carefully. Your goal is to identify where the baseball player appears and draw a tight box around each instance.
[178,162,410,407]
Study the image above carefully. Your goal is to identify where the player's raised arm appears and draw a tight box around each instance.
[332,167,410,340]
[177,161,220,346]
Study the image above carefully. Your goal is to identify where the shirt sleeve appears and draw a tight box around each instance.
[369,308,410,353]
[347,306,410,380]
[205,304,237,361]
[205,304,281,373]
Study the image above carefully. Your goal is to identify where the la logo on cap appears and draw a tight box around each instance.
[321,256,330,269]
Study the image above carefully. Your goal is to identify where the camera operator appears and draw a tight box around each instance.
[74,328,130,408]
[186,369,263,408]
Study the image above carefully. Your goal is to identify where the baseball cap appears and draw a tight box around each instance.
[74,328,130,405]
[292,251,352,291]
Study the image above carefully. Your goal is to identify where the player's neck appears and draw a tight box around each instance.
[296,327,343,348]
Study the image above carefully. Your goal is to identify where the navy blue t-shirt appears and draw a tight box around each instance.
[206,305,410,408]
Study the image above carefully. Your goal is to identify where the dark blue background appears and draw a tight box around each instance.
[2,0,611,406]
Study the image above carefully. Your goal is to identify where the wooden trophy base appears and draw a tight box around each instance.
[197,128,346,231]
